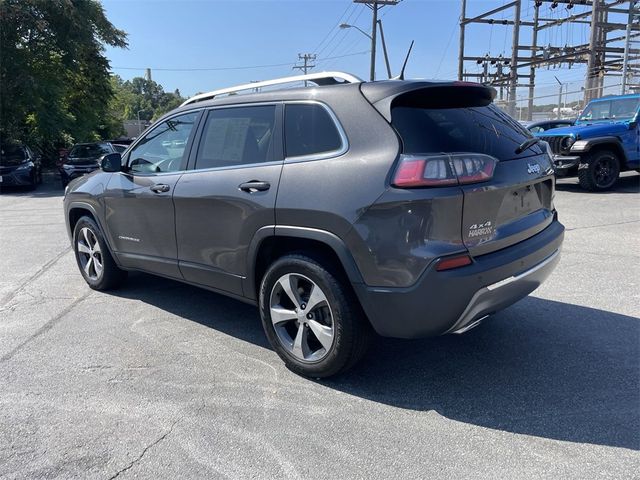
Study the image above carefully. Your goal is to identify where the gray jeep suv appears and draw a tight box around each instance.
[63,72,564,377]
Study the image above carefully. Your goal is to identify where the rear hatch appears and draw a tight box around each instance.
[385,84,556,256]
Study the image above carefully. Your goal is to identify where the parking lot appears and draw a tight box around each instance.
[0,173,638,479]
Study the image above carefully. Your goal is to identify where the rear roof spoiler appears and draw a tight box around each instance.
[360,80,496,122]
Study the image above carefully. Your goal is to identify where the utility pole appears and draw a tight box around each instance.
[585,0,601,104]
[508,0,522,117]
[527,4,539,121]
[354,0,398,81]
[293,53,316,86]
[377,19,392,78]
[621,0,637,94]
[458,0,467,80]
[555,76,564,120]
[370,2,378,81]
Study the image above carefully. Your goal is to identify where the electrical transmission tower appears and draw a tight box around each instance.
[458,0,639,119]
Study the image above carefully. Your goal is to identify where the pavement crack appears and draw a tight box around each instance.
[565,219,639,232]
[0,290,91,362]
[0,246,71,307]
[107,424,176,480]
[107,402,205,480]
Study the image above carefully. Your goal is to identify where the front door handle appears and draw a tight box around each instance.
[150,183,170,193]
[239,181,270,193]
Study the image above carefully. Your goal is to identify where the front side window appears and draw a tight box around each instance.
[128,111,199,174]
[195,105,277,169]
[284,103,343,158]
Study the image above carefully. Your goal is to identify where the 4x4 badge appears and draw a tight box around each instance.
[527,163,541,174]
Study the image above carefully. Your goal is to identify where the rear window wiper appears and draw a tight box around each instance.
[515,137,541,154]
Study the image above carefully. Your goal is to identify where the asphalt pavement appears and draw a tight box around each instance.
[0,173,638,479]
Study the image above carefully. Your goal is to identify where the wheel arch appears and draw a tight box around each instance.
[66,201,117,259]
[572,136,628,165]
[244,226,364,301]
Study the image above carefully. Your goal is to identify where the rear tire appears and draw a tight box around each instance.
[259,254,371,378]
[578,149,620,191]
[73,216,127,290]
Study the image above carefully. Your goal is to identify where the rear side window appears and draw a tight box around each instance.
[392,96,543,160]
[285,103,343,158]
[196,105,276,169]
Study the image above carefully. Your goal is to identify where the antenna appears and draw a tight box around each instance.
[395,40,414,80]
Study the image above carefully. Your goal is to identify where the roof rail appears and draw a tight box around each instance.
[181,71,363,107]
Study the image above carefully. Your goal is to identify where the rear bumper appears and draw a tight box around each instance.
[353,219,564,338]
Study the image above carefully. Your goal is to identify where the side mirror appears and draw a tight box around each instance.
[101,153,122,172]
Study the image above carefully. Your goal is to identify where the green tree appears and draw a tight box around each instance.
[0,0,127,159]
[108,75,186,131]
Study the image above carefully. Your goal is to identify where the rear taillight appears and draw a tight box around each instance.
[392,153,497,188]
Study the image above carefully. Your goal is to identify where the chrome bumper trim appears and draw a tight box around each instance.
[486,249,560,291]
[446,249,561,335]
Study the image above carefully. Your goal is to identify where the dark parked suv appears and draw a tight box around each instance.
[63,72,564,377]
[0,143,42,188]
[60,142,117,187]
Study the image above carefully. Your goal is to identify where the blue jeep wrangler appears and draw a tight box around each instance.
[536,93,640,191]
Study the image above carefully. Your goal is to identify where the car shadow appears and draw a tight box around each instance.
[556,171,640,194]
[0,177,63,198]
[109,272,639,450]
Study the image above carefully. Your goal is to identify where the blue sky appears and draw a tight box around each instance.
[102,0,628,105]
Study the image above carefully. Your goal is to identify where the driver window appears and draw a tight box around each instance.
[128,111,199,174]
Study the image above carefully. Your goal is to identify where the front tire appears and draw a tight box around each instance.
[578,149,620,191]
[73,216,127,290]
[259,254,371,378]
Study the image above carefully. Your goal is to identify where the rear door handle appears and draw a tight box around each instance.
[239,181,270,193]
[150,184,170,193]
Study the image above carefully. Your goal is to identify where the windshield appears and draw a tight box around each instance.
[0,144,27,166]
[578,97,640,123]
[69,143,112,158]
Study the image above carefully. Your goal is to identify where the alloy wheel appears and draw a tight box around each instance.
[77,227,104,281]
[269,273,335,362]
[594,156,616,189]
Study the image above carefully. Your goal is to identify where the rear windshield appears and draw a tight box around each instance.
[69,143,112,158]
[392,97,542,160]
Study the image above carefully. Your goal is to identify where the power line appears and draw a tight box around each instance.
[312,1,355,53]
[111,51,370,73]
[435,19,460,77]
[322,5,367,61]
[317,4,363,57]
